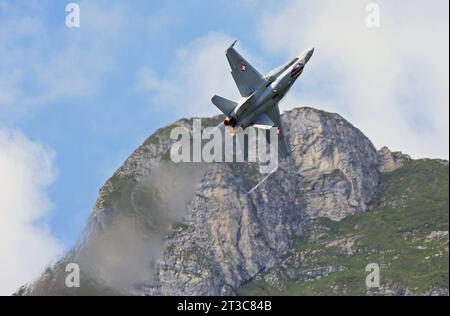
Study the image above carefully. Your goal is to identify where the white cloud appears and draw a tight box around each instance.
[0,129,63,295]
[0,1,136,294]
[136,0,448,159]
[136,32,244,118]
[0,1,183,294]
[257,0,449,159]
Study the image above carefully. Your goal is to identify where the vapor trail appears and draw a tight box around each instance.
[242,145,298,198]
[244,167,278,197]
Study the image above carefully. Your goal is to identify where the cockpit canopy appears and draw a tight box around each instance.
[290,62,304,78]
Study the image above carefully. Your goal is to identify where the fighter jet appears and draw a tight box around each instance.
[212,41,314,158]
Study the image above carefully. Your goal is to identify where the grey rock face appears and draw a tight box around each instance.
[17,107,381,296]
[284,108,380,220]
[141,108,380,295]
[146,162,305,295]
[377,146,411,173]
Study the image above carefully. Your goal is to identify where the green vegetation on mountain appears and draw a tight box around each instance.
[239,159,449,295]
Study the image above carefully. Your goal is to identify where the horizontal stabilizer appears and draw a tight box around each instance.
[211,95,237,117]
[252,113,274,129]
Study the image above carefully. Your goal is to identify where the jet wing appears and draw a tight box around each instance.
[252,113,274,129]
[226,41,264,97]
[265,104,292,159]
[266,104,283,128]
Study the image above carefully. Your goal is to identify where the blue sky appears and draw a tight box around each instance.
[1,0,283,246]
[0,0,448,294]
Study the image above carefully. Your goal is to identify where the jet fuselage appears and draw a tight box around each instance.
[229,47,314,130]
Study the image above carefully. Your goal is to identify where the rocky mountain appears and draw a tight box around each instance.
[15,107,449,296]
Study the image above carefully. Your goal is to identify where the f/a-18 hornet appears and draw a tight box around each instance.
[212,41,314,158]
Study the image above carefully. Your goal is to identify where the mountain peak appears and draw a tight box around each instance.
[15,107,448,296]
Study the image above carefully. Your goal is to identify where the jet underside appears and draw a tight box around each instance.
[212,41,314,158]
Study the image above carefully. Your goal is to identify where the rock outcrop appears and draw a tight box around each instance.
[377,146,411,173]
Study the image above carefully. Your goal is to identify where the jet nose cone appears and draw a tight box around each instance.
[304,47,315,63]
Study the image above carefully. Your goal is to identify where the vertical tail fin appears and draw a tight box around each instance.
[211,95,237,117]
